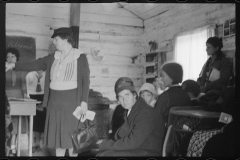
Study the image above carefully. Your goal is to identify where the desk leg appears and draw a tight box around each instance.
[17,116,22,156]
[28,115,33,156]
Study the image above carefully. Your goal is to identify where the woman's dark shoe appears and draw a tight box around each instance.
[32,146,36,153]
[36,145,42,152]
[9,148,17,156]
[32,145,42,153]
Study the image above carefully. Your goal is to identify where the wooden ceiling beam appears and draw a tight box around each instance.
[70,3,80,48]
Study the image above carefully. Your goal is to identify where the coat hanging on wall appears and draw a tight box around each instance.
[149,41,158,52]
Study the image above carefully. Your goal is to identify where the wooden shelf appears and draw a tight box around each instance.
[145,62,156,67]
[144,74,156,78]
[143,51,167,84]
[145,77,156,84]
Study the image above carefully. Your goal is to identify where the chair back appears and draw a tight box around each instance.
[162,125,173,157]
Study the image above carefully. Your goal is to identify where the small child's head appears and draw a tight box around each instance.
[160,62,183,88]
[139,83,157,105]
[153,78,166,95]
[181,80,200,98]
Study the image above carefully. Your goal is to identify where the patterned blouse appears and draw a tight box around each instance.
[50,48,83,90]
[187,128,223,157]
[5,70,27,95]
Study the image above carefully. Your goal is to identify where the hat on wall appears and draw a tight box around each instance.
[51,27,73,38]
[114,77,136,96]
[138,83,157,97]
[161,62,183,85]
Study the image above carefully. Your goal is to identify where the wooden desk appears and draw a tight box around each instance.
[168,106,220,128]
[169,106,220,117]
[167,106,222,156]
[9,100,40,157]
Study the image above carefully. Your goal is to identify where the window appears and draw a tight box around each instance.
[174,26,215,82]
[223,18,235,37]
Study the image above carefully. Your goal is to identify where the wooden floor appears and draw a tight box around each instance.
[16,133,96,157]
[17,133,54,156]
[17,132,100,156]
[15,106,117,157]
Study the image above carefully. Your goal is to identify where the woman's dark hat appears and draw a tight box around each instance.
[51,27,73,38]
[161,62,183,84]
[114,77,136,96]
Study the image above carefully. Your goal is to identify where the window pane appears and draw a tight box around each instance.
[174,26,214,82]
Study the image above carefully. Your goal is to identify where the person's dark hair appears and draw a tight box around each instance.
[6,47,20,61]
[206,37,223,51]
[182,80,200,97]
[58,34,75,47]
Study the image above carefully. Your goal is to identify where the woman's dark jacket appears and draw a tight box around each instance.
[154,86,191,155]
[197,51,232,93]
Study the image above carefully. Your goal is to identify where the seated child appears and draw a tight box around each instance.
[138,83,157,107]
[153,77,168,95]
[181,80,200,106]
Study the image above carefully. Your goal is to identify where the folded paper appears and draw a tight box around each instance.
[73,106,95,121]
[209,67,220,82]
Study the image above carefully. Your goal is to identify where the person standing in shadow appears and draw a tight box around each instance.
[197,37,232,93]
[26,70,46,153]
[5,47,29,156]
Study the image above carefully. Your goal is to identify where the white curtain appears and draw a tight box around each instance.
[174,26,215,82]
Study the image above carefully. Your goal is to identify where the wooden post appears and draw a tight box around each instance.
[70,3,81,49]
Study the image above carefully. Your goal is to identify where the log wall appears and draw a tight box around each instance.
[6,3,235,100]
[143,3,235,61]
[6,3,145,100]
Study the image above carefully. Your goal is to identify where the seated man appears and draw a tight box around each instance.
[97,77,163,156]
[109,82,157,140]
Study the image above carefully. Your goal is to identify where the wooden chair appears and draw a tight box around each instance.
[162,125,173,157]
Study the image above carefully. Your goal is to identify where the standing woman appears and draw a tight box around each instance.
[5,48,29,156]
[6,27,90,157]
[197,37,232,93]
